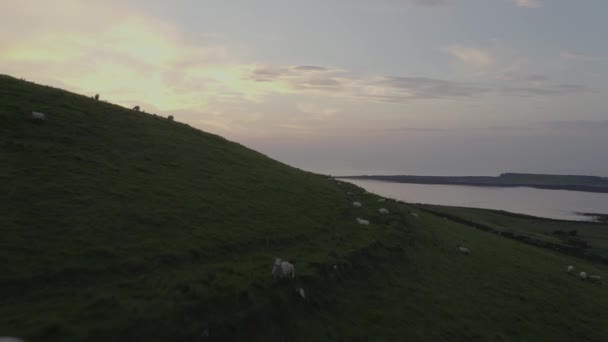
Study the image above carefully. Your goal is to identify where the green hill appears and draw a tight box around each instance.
[1,75,607,341]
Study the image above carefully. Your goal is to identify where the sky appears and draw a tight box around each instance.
[2,0,607,176]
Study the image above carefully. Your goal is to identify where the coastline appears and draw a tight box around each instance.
[340,175,608,194]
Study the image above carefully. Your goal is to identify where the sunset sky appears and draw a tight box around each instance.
[2,0,607,176]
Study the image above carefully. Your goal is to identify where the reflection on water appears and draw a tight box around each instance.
[343,179,608,221]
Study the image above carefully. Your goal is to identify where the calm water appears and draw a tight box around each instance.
[343,179,608,221]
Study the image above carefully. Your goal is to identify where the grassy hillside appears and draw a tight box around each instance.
[1,75,607,341]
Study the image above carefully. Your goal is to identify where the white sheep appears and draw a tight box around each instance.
[566,265,574,274]
[378,208,389,214]
[31,111,46,121]
[346,191,353,196]
[352,202,362,207]
[296,287,306,299]
[588,275,602,284]
[411,212,419,218]
[272,258,295,279]
[356,218,370,225]
[378,198,386,202]
[457,245,470,256]
[579,272,587,280]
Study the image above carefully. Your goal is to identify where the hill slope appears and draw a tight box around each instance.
[1,75,607,341]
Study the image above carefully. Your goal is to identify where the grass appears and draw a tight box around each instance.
[1,74,607,341]
[418,204,608,258]
[292,210,608,341]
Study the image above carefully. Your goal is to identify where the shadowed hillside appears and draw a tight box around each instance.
[1,75,607,341]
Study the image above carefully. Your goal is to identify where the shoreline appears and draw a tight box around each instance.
[340,176,608,194]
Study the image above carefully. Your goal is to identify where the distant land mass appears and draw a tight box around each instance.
[340,173,608,193]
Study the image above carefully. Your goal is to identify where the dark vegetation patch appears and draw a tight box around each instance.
[578,212,608,223]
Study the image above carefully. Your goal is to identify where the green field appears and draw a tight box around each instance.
[418,205,608,258]
[1,75,607,341]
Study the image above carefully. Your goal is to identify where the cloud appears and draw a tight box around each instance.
[381,126,449,132]
[500,72,549,83]
[297,103,340,120]
[488,120,608,134]
[560,50,599,61]
[514,0,542,8]
[369,76,488,99]
[500,84,587,97]
[246,66,491,102]
[293,65,328,71]
[403,0,450,6]
[245,66,585,102]
[495,73,587,96]
[443,45,494,68]
[380,0,449,6]
[542,120,608,129]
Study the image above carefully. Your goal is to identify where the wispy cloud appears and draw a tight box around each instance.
[370,76,488,99]
[297,103,340,120]
[560,50,599,61]
[404,0,450,6]
[500,84,587,97]
[246,66,490,102]
[500,72,549,83]
[443,45,494,68]
[383,0,450,7]
[293,65,329,71]
[488,120,608,134]
[514,0,542,8]
[245,65,586,103]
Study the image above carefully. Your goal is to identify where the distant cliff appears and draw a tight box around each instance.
[341,173,608,193]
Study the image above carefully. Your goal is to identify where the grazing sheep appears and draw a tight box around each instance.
[566,265,574,274]
[30,111,46,121]
[346,191,353,196]
[352,202,362,207]
[378,198,386,202]
[272,258,295,279]
[588,275,602,284]
[579,272,587,280]
[296,287,306,299]
[457,244,471,256]
[356,218,370,225]
[411,212,419,218]
[378,208,389,214]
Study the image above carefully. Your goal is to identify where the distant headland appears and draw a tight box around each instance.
[340,173,608,193]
